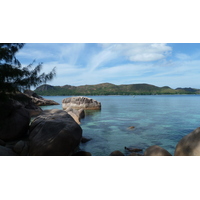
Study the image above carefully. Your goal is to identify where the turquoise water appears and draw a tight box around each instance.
[41,95,200,156]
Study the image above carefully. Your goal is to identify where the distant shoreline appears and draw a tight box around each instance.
[41,94,200,97]
[34,83,200,96]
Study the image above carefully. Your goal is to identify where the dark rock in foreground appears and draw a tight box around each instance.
[8,92,43,117]
[0,99,30,141]
[144,145,172,156]
[62,96,101,110]
[174,127,200,156]
[29,109,82,156]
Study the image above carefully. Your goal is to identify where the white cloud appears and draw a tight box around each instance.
[87,47,118,71]
[85,43,172,74]
[98,43,172,62]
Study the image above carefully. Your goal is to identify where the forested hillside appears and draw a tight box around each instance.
[34,83,200,96]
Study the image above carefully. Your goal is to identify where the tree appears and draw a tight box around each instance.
[0,43,56,101]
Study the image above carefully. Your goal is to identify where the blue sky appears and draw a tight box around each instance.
[16,43,200,89]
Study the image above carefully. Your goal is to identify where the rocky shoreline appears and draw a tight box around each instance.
[0,94,101,156]
[1,92,200,156]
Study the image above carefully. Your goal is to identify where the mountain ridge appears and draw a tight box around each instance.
[34,83,200,96]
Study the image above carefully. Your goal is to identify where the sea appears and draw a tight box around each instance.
[40,95,200,156]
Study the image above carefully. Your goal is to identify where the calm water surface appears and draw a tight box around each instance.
[41,95,200,156]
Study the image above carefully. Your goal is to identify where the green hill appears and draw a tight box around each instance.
[34,83,200,96]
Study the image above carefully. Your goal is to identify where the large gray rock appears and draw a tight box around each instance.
[29,109,82,156]
[144,145,172,156]
[31,96,60,106]
[24,90,43,99]
[62,96,101,110]
[0,99,30,141]
[174,127,200,156]
[24,90,59,106]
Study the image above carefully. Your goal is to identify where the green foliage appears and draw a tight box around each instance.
[0,43,56,101]
[34,83,200,96]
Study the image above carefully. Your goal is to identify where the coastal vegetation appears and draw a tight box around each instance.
[34,82,200,96]
[0,43,56,101]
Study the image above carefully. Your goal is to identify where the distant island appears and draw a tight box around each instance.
[34,83,200,96]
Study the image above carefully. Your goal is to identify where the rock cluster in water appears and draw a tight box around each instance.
[62,96,101,110]
[105,127,200,156]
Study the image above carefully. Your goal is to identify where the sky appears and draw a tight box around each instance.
[16,43,200,89]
